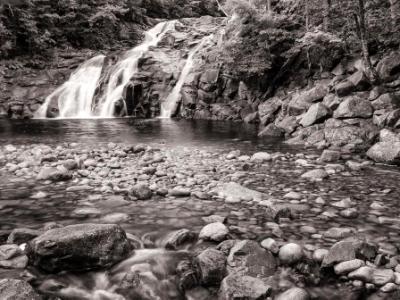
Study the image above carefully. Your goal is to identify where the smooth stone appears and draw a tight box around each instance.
[199,222,229,242]
[301,169,329,180]
[348,266,375,282]
[334,259,365,275]
[202,215,226,224]
[251,152,272,162]
[381,282,398,293]
[0,255,28,269]
[260,238,279,254]
[169,187,191,197]
[0,244,21,260]
[372,269,395,286]
[275,287,310,300]
[313,249,329,263]
[279,243,303,265]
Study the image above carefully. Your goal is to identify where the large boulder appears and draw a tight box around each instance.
[322,238,377,267]
[324,118,378,147]
[0,279,41,300]
[288,84,328,116]
[333,96,373,119]
[196,248,226,285]
[367,129,400,165]
[28,224,133,272]
[219,274,271,300]
[300,103,331,127]
[227,240,276,277]
[376,51,400,82]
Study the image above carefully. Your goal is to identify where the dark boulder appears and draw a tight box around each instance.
[28,223,133,272]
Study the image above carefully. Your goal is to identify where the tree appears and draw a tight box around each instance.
[353,0,379,83]
[322,0,331,31]
[389,0,400,26]
[305,0,310,31]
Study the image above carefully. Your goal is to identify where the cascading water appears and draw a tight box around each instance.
[35,21,176,119]
[35,55,106,118]
[160,35,213,118]
[98,21,177,117]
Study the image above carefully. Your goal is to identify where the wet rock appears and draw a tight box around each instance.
[334,259,365,275]
[372,269,395,286]
[348,266,374,282]
[227,240,276,277]
[169,187,191,197]
[163,229,197,250]
[196,248,226,285]
[333,96,373,119]
[0,254,28,269]
[28,223,133,272]
[7,228,41,245]
[36,166,72,181]
[0,278,41,300]
[279,243,303,265]
[258,124,285,137]
[275,287,310,300]
[322,238,377,267]
[260,238,279,254]
[199,222,229,242]
[217,182,263,202]
[130,183,153,200]
[320,150,341,162]
[219,274,271,300]
[251,152,271,162]
[301,169,328,181]
[300,103,331,127]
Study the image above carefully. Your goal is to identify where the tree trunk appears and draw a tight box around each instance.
[215,0,228,17]
[267,0,272,14]
[354,0,379,83]
[323,0,331,32]
[389,0,400,27]
[305,0,310,31]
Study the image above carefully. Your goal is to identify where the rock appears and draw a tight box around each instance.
[0,279,41,300]
[258,124,285,137]
[260,238,279,254]
[63,159,79,170]
[199,222,229,242]
[279,243,303,265]
[323,94,342,110]
[0,244,22,260]
[100,213,130,224]
[162,229,197,250]
[275,287,310,300]
[219,274,271,300]
[335,80,356,97]
[283,192,302,200]
[300,103,331,127]
[130,183,153,200]
[333,96,373,119]
[376,51,400,82]
[323,227,354,239]
[202,215,226,224]
[367,142,400,165]
[371,92,400,111]
[258,97,282,125]
[28,223,133,272]
[334,259,365,275]
[251,152,271,162]
[0,255,28,269]
[381,282,398,293]
[320,150,341,162]
[301,169,328,181]
[185,287,211,300]
[7,228,41,245]
[196,248,226,285]
[288,84,328,116]
[36,166,72,181]
[322,238,377,267]
[227,240,276,277]
[313,249,329,263]
[348,266,374,282]
[347,71,371,91]
[372,269,395,286]
[169,187,191,197]
[217,182,263,202]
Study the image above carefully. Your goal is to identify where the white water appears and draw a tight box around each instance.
[36,21,176,119]
[99,21,176,117]
[35,55,105,118]
[160,35,213,118]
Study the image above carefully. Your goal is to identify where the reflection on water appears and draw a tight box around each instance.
[0,118,283,151]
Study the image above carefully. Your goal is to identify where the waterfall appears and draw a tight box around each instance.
[35,55,105,118]
[98,21,176,117]
[160,35,213,118]
[35,21,176,119]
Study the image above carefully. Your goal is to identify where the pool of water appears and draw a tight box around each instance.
[1,118,399,300]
